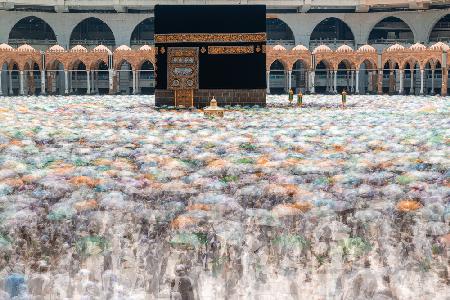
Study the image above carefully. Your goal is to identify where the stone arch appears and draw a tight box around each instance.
[429,14,450,43]
[315,59,333,70]
[45,59,64,95]
[423,57,441,70]
[310,18,355,46]
[22,61,40,95]
[115,59,133,94]
[368,16,414,44]
[21,59,41,72]
[68,59,89,71]
[382,58,401,70]
[357,59,378,94]
[290,58,310,71]
[138,60,155,95]
[7,61,20,95]
[356,58,377,71]
[336,59,354,70]
[424,59,442,95]
[1,61,9,95]
[90,59,109,71]
[267,57,289,71]
[381,60,400,94]
[336,59,354,93]
[401,57,420,70]
[266,18,295,45]
[315,59,334,93]
[114,58,134,71]
[46,59,65,71]
[403,60,420,95]
[8,16,56,47]
[269,59,287,94]
[70,17,116,48]
[8,60,19,71]
[130,18,154,46]
[291,59,309,92]
[137,59,155,71]
[70,60,88,95]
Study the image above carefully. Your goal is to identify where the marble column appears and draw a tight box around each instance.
[64,70,69,94]
[350,71,354,93]
[420,69,424,95]
[109,69,114,94]
[399,70,403,94]
[132,71,137,94]
[431,69,435,95]
[325,71,330,92]
[19,71,24,95]
[0,70,3,96]
[442,68,448,96]
[94,71,97,94]
[41,70,46,95]
[69,72,73,93]
[346,71,349,92]
[266,71,270,94]
[287,70,292,92]
[333,70,337,93]
[410,69,414,94]
[136,71,140,94]
[377,71,383,95]
[86,70,91,94]
[305,71,309,92]
[9,71,13,95]
[355,70,360,94]
[310,71,315,94]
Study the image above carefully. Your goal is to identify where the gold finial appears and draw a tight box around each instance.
[204,96,224,117]
[210,97,218,108]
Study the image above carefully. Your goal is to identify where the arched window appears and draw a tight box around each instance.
[269,60,286,94]
[70,18,115,48]
[138,61,155,95]
[266,18,294,46]
[131,18,154,46]
[310,18,354,48]
[430,14,450,42]
[368,17,414,44]
[292,60,308,92]
[9,16,56,48]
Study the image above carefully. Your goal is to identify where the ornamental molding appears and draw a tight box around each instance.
[155,33,267,44]
[208,45,254,55]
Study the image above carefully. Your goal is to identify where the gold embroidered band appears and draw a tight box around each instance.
[155,33,267,44]
[208,46,255,55]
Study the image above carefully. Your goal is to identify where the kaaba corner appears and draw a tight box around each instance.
[154,5,267,108]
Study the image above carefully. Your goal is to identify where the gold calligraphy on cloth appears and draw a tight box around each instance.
[155,33,267,44]
[208,46,255,55]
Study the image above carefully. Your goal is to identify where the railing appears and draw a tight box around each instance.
[70,40,115,47]
[130,39,155,46]
[267,39,295,46]
[429,37,450,43]
[309,39,355,49]
[368,38,414,45]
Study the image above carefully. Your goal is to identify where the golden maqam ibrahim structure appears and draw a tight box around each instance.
[0,42,450,96]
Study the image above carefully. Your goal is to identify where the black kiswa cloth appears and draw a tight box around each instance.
[154,5,267,90]
[154,5,266,34]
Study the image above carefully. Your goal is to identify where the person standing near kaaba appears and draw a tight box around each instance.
[288,89,294,104]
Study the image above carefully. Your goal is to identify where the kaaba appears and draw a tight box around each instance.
[154,5,267,108]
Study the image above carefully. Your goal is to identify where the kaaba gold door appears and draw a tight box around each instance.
[175,90,194,107]
[167,47,199,107]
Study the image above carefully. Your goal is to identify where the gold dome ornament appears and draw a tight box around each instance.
[203,97,224,117]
